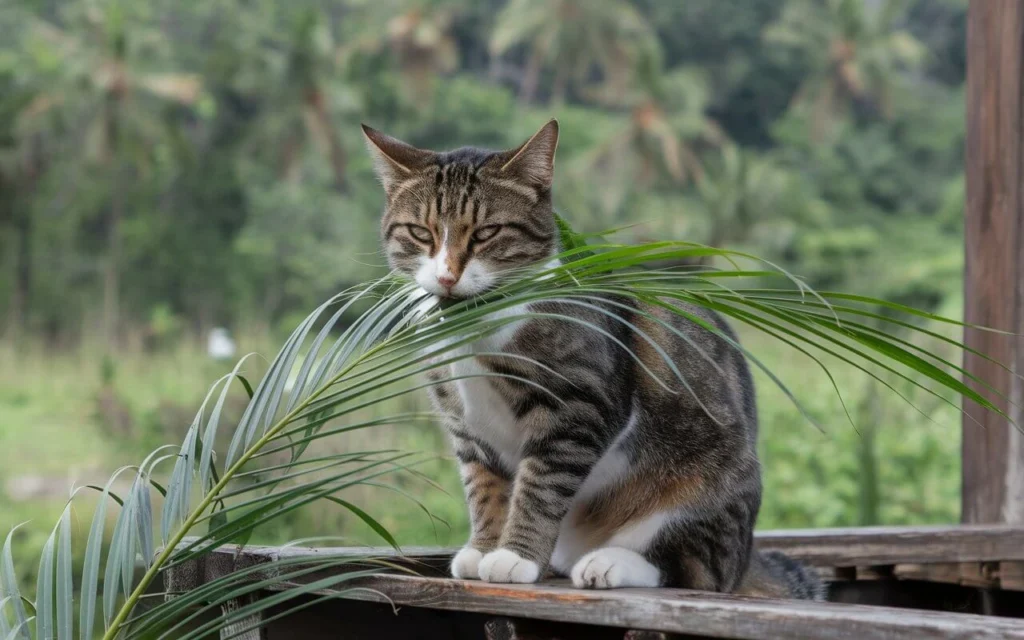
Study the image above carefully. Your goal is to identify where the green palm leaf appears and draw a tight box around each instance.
[2,220,1012,639]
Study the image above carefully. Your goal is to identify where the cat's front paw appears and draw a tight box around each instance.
[571,547,661,589]
[451,547,484,579]
[477,548,540,583]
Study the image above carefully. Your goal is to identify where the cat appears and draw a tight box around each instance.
[363,119,825,600]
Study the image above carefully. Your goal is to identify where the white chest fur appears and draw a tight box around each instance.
[448,302,530,469]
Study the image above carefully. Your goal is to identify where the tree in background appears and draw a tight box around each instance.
[490,0,656,104]
[691,145,822,256]
[368,0,463,102]
[232,5,349,188]
[764,0,926,139]
[7,0,201,345]
[0,0,968,349]
[572,45,727,219]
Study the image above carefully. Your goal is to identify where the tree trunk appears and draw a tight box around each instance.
[103,174,123,349]
[12,207,32,336]
[551,64,569,105]
[962,0,1024,524]
[518,46,545,105]
[855,386,882,526]
[5,140,41,339]
[305,85,346,191]
[102,97,123,349]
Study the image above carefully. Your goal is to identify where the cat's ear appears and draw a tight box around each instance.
[498,119,559,189]
[361,124,433,192]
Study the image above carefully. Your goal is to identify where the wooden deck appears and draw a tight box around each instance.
[163,525,1024,639]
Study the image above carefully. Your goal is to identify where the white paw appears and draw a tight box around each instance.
[477,548,541,584]
[451,547,484,579]
[571,547,661,589]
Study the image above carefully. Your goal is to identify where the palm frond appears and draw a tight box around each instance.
[1,223,1011,639]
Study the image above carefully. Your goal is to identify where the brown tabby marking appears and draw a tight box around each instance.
[462,462,511,550]
[364,120,825,601]
[572,472,706,547]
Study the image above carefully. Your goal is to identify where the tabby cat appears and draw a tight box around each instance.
[363,120,824,600]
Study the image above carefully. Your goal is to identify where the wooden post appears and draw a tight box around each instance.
[963,0,1024,524]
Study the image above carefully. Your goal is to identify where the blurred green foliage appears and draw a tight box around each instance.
[0,0,966,340]
[0,0,969,575]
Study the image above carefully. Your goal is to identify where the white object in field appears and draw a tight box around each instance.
[208,327,236,360]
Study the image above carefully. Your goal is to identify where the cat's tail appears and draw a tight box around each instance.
[736,550,827,601]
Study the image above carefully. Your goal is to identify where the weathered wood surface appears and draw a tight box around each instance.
[893,564,973,586]
[755,525,1024,566]
[164,526,1024,640]
[248,574,1024,639]
[219,593,266,640]
[1003,562,1024,591]
[963,0,1024,525]
[176,524,1024,580]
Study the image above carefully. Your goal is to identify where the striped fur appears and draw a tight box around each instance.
[363,121,824,601]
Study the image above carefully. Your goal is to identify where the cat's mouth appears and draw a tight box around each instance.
[437,288,489,304]
[436,295,463,310]
[434,283,502,307]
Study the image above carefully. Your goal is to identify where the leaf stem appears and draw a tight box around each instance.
[101,345,379,640]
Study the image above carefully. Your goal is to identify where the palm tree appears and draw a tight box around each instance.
[634,145,814,268]
[12,1,202,346]
[490,0,657,104]
[692,145,808,252]
[234,6,349,188]
[0,74,44,338]
[765,0,926,138]
[377,0,461,100]
[587,50,727,183]
[568,50,727,220]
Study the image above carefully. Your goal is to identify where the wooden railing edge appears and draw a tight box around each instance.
[160,525,1024,639]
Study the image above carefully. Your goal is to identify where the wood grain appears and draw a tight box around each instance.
[892,564,963,586]
[1002,562,1024,591]
[963,0,1024,525]
[254,574,1024,639]
[186,524,1024,576]
[164,528,1024,640]
[894,561,1024,592]
[755,525,1024,566]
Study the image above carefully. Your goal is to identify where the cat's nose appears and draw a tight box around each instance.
[437,275,458,289]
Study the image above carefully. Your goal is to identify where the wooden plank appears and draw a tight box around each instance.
[893,564,963,586]
[220,593,266,640]
[162,531,1024,639]
[755,525,1024,566]
[251,573,1024,640]
[956,562,999,589]
[1001,562,1024,591]
[963,0,1024,524]
[854,566,894,581]
[178,525,1024,577]
[895,561,1024,592]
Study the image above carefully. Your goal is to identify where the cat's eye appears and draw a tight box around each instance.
[406,225,433,243]
[472,225,501,242]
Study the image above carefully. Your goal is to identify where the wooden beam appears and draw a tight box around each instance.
[165,525,1024,583]
[162,530,1024,640]
[963,0,1024,524]
[256,574,1024,639]
[755,524,1024,566]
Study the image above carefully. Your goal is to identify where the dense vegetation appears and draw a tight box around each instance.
[0,0,967,341]
[0,0,970,598]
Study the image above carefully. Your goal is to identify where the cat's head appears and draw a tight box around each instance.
[363,120,559,299]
